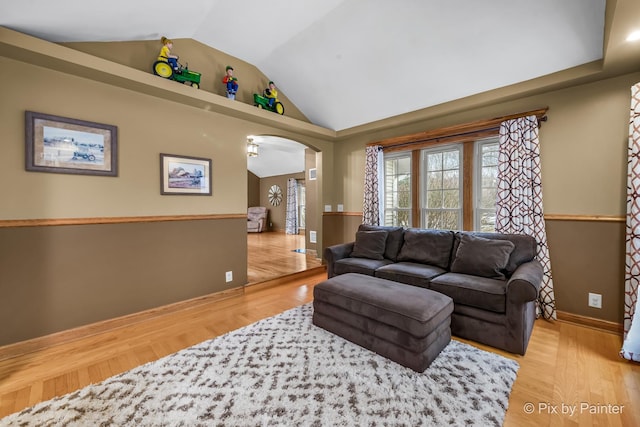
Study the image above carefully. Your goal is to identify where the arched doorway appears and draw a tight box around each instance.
[246,135,322,283]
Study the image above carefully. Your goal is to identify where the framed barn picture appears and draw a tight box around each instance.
[160,153,212,195]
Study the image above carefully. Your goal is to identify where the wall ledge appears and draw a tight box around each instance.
[544,214,624,222]
[0,26,335,140]
[322,212,625,222]
[0,214,246,228]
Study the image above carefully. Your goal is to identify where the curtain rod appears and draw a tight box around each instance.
[369,107,548,150]
[380,126,500,151]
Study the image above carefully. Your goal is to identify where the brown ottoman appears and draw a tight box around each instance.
[313,272,453,372]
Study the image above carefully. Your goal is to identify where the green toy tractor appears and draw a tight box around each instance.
[253,93,284,115]
[153,60,201,89]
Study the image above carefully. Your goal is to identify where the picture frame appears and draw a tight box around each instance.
[160,153,212,196]
[25,111,118,176]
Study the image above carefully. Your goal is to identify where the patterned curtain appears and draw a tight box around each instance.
[285,178,298,235]
[496,115,556,320]
[621,82,640,361]
[363,145,382,225]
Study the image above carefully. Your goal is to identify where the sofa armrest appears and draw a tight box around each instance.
[506,259,543,304]
[324,242,354,278]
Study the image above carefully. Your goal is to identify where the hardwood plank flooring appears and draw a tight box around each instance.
[247,231,322,284]
[1,270,640,424]
[0,273,324,419]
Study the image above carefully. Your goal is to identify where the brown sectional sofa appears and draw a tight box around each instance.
[323,224,544,355]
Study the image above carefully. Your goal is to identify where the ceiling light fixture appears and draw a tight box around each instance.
[627,30,640,42]
[247,137,259,157]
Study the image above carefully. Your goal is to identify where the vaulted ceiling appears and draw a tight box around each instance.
[2,0,638,177]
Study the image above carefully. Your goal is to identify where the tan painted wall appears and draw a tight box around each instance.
[326,71,640,324]
[248,171,260,208]
[2,29,636,341]
[62,39,310,123]
[305,149,319,252]
[0,56,249,219]
[332,72,640,214]
[0,219,246,346]
[322,213,363,249]
[0,39,333,344]
[259,172,305,231]
[546,219,625,323]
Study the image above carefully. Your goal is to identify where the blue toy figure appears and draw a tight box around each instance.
[222,66,239,99]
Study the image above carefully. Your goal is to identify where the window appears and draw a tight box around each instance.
[422,145,462,230]
[383,153,411,227]
[375,109,545,231]
[297,181,306,229]
[382,137,499,231]
[475,138,499,231]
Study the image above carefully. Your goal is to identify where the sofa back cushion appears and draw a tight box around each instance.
[397,228,454,269]
[450,233,515,279]
[452,232,537,276]
[350,230,388,260]
[358,224,405,261]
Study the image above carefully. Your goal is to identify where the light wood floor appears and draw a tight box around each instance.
[2,274,640,425]
[247,231,322,283]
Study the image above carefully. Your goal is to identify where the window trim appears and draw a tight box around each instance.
[382,151,413,227]
[473,137,500,232]
[369,108,547,152]
[377,109,547,230]
[419,144,464,230]
[382,137,499,231]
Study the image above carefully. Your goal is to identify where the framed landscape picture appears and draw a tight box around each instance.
[160,153,212,195]
[25,111,118,176]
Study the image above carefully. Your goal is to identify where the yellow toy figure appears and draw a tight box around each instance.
[264,81,278,108]
[158,37,179,71]
[222,66,239,99]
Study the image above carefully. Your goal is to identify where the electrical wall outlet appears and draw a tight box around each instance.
[588,292,602,309]
[225,271,233,283]
[310,231,317,243]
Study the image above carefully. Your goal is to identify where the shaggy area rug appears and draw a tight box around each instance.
[0,304,519,426]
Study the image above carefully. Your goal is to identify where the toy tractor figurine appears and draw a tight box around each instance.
[153,60,202,89]
[253,93,284,115]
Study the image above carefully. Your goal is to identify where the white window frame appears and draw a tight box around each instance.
[380,137,500,231]
[474,137,500,232]
[297,180,306,229]
[420,144,463,230]
[382,152,412,227]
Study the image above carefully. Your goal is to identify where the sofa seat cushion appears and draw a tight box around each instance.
[430,272,507,313]
[334,257,393,277]
[374,262,446,289]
